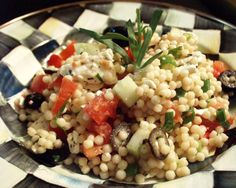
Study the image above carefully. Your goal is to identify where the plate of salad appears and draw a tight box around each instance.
[0,1,236,188]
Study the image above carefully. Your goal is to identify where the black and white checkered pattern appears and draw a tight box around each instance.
[0,2,236,188]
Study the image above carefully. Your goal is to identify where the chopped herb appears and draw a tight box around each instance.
[163,111,174,132]
[95,73,104,83]
[182,107,195,124]
[216,108,230,129]
[168,46,182,59]
[160,55,177,70]
[174,88,186,99]
[202,79,210,92]
[126,163,139,176]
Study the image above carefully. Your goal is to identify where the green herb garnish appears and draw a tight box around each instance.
[182,107,195,124]
[174,88,186,99]
[126,163,139,176]
[216,108,230,129]
[160,55,177,70]
[202,79,210,92]
[163,111,174,132]
[168,46,182,59]
[79,9,163,69]
[95,73,104,83]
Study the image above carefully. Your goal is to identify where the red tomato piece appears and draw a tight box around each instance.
[201,117,220,138]
[83,145,103,159]
[125,47,135,62]
[88,122,112,144]
[47,54,63,68]
[213,61,227,78]
[52,77,77,115]
[84,93,119,125]
[30,75,48,94]
[48,76,63,89]
[60,42,76,60]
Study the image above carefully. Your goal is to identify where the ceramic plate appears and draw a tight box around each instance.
[0,1,236,188]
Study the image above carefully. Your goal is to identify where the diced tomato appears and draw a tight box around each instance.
[84,92,119,125]
[48,76,63,89]
[125,47,135,62]
[47,54,63,68]
[213,61,227,78]
[88,122,112,144]
[52,77,77,115]
[48,124,66,141]
[83,145,103,159]
[30,75,48,94]
[201,116,220,138]
[228,116,234,125]
[60,41,76,60]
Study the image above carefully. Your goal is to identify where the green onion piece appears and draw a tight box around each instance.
[160,55,177,70]
[202,79,210,92]
[168,46,182,59]
[95,73,104,83]
[174,88,186,99]
[126,163,139,176]
[163,111,174,132]
[216,108,230,129]
[182,107,195,124]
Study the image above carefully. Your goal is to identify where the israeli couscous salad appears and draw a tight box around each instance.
[14,9,235,183]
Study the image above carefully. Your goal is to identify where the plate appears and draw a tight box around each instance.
[0,1,236,188]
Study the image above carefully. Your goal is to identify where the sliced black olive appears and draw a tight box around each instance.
[29,143,70,167]
[149,128,169,160]
[103,26,129,47]
[218,70,236,97]
[23,93,45,110]
[110,123,131,151]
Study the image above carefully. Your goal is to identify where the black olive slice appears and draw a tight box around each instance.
[29,143,70,167]
[149,128,169,160]
[23,93,46,110]
[110,123,131,151]
[218,70,236,97]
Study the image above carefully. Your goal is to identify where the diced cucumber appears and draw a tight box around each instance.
[126,127,151,157]
[75,43,100,55]
[113,75,138,107]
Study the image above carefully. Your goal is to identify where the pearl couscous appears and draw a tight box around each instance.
[15,9,234,184]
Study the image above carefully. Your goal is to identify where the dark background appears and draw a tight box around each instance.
[0,0,236,26]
